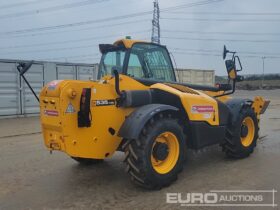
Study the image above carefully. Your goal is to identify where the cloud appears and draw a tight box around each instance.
[0,0,279,74]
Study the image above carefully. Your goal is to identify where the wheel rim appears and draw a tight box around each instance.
[240,117,255,147]
[151,131,179,174]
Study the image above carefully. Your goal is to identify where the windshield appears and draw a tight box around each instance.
[98,49,126,78]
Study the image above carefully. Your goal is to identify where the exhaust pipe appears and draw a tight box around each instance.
[113,69,122,97]
[112,68,153,108]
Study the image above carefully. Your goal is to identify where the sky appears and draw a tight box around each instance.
[0,0,280,75]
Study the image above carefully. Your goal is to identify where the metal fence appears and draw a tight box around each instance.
[0,59,215,117]
[0,59,98,117]
[175,68,215,86]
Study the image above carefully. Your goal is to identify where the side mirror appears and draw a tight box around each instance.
[17,60,34,75]
[223,45,229,60]
[225,59,237,80]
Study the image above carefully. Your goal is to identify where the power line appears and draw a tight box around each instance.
[9,53,100,63]
[162,29,280,36]
[163,11,280,16]
[0,12,152,35]
[4,20,277,40]
[0,0,109,19]
[171,51,220,57]
[171,50,280,59]
[0,36,151,55]
[0,19,150,39]
[43,53,100,61]
[0,0,57,10]
[160,0,224,12]
[170,47,220,53]
[0,0,224,35]
[170,47,280,56]
[161,17,280,22]
[1,44,98,55]
[162,36,280,43]
[0,30,150,50]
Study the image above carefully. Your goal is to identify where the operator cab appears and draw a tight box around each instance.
[98,39,245,96]
[98,39,176,82]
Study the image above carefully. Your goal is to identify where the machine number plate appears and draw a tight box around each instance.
[92,99,115,107]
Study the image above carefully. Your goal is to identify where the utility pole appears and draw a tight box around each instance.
[151,0,160,44]
[261,56,266,88]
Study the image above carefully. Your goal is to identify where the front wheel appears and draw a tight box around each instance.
[221,106,259,158]
[124,113,186,189]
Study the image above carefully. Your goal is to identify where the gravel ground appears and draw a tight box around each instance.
[0,90,279,210]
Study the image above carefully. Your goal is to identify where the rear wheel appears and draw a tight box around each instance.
[124,113,186,189]
[221,106,259,158]
[71,157,104,165]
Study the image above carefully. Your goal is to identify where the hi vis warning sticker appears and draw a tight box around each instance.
[47,80,62,90]
[44,110,59,116]
[191,105,215,113]
[65,103,75,114]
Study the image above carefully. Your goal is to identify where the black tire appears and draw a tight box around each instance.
[123,113,186,190]
[71,157,104,165]
[221,106,259,158]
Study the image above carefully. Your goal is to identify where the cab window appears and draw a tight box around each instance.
[99,50,126,78]
[127,43,175,82]
[127,53,144,78]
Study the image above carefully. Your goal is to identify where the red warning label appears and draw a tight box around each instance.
[47,80,62,90]
[44,110,59,116]
[191,105,215,113]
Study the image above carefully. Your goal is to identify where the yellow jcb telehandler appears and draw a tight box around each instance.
[18,39,270,189]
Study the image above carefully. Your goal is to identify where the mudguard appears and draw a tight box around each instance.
[226,98,253,124]
[118,104,178,139]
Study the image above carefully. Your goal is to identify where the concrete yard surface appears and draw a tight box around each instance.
[0,90,279,210]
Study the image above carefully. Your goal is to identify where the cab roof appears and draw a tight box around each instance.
[114,39,147,49]
[99,39,148,53]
